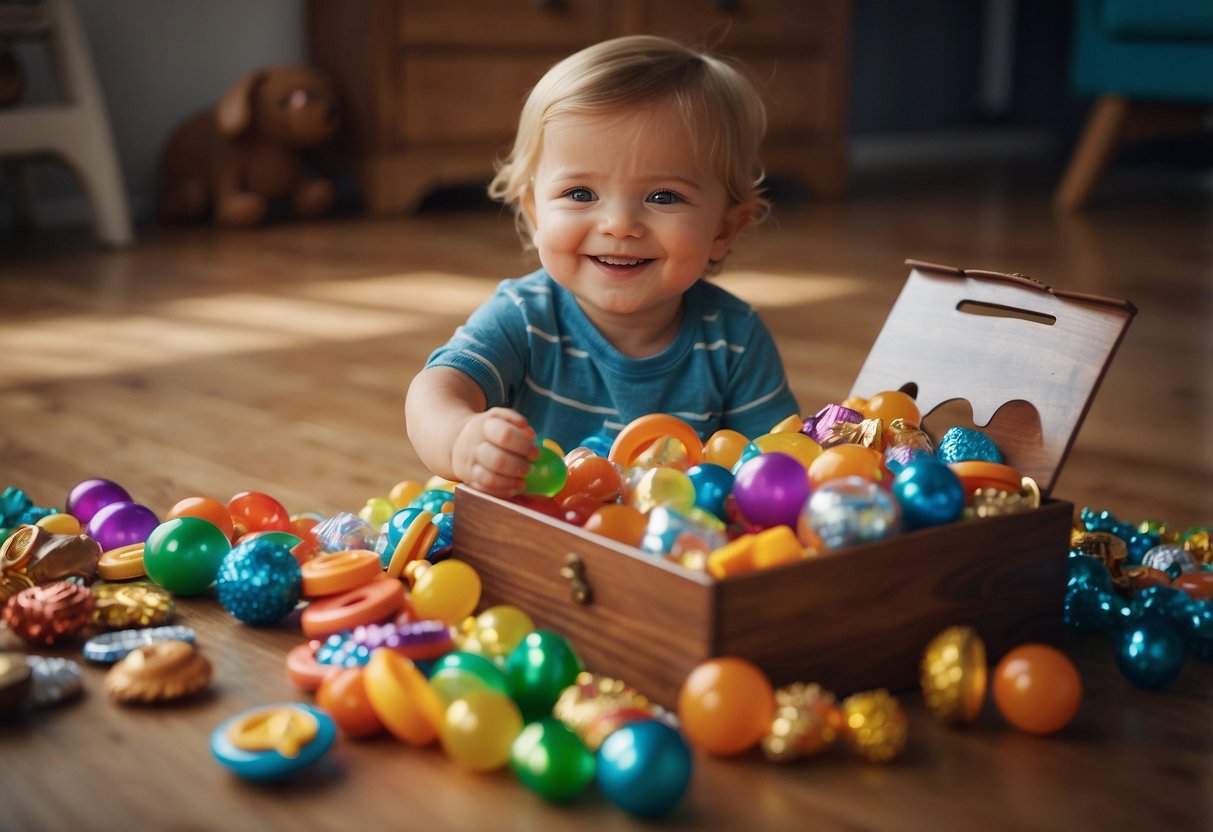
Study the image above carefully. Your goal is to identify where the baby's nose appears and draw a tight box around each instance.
[598,202,643,237]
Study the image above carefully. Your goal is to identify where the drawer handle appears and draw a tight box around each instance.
[560,553,592,605]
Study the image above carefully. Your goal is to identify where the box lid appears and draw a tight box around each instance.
[849,260,1136,496]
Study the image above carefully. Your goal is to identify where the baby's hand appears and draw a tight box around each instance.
[452,407,540,498]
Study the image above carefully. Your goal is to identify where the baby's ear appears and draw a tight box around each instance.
[216,69,266,137]
[710,202,753,263]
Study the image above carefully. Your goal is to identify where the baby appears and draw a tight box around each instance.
[406,35,799,497]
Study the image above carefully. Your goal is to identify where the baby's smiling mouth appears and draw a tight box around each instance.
[592,255,652,268]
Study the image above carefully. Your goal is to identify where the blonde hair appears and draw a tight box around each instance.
[489,34,770,242]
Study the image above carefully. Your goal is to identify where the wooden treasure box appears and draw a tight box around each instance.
[451,261,1137,708]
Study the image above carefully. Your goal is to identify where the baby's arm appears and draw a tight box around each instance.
[405,366,538,498]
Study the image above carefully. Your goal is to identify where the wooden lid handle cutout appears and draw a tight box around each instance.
[849,261,1136,496]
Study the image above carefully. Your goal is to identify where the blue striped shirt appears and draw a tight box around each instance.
[424,269,799,450]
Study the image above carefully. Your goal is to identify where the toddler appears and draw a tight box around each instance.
[406,34,799,497]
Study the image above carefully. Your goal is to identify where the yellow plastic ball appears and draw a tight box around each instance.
[389,480,424,508]
[411,559,482,625]
[466,605,534,661]
[440,689,523,772]
[358,496,396,528]
[753,432,822,469]
[36,513,81,535]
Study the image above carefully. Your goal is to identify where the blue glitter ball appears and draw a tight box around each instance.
[1067,554,1113,593]
[430,511,454,555]
[1179,600,1213,661]
[1115,617,1185,690]
[315,632,372,667]
[1064,585,1119,632]
[216,538,302,626]
[935,427,1003,465]
[1129,584,1196,625]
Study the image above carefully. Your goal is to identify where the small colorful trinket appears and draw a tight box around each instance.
[3,581,95,646]
[553,671,657,752]
[25,655,85,707]
[920,626,987,724]
[840,688,907,762]
[105,640,212,704]
[90,582,175,630]
[761,682,842,762]
[82,624,197,665]
[211,703,337,781]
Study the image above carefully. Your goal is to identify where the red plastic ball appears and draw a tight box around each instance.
[992,643,1082,735]
[227,491,293,533]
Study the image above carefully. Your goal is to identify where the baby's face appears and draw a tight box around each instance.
[522,104,750,336]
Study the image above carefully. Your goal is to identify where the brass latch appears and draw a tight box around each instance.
[560,553,592,605]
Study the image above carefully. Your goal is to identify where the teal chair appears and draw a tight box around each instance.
[1055,0,1213,210]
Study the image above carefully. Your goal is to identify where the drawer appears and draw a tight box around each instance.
[397,56,558,145]
[640,0,846,49]
[745,56,837,137]
[399,0,610,48]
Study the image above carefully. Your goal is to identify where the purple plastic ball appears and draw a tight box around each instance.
[731,452,810,530]
[66,478,132,525]
[86,500,160,551]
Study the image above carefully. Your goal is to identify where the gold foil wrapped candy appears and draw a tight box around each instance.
[0,524,101,584]
[91,582,175,630]
[1070,529,1129,589]
[920,626,987,724]
[761,682,842,762]
[553,671,656,751]
[840,689,907,762]
[105,640,212,704]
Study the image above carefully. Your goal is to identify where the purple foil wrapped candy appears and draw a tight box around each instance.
[804,404,865,447]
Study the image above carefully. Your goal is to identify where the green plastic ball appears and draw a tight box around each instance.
[511,717,595,802]
[505,630,584,722]
[524,446,568,497]
[144,516,232,596]
[430,651,510,695]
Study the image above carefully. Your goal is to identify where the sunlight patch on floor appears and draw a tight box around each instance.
[0,270,858,387]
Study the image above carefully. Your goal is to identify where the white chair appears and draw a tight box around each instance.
[0,0,132,245]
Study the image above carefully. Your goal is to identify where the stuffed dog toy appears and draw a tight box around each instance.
[158,65,341,227]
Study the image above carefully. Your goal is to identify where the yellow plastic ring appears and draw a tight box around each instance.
[385,511,437,580]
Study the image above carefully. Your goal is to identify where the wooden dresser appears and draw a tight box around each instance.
[306,0,851,213]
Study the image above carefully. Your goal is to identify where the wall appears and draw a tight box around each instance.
[1,0,1082,227]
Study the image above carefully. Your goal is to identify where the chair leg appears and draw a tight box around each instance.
[1054,95,1128,212]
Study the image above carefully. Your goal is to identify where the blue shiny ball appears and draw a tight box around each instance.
[1115,617,1185,690]
[686,463,734,520]
[409,489,454,514]
[1064,585,1119,633]
[429,510,454,557]
[1179,600,1213,661]
[1067,554,1113,593]
[730,441,762,475]
[1129,585,1196,625]
[596,719,692,818]
[890,456,965,530]
[215,538,302,626]
[578,433,613,457]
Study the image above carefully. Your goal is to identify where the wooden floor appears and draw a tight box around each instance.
[1,160,1210,830]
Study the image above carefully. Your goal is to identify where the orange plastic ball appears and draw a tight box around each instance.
[166,496,236,540]
[227,491,293,533]
[677,657,775,756]
[807,443,885,487]
[703,430,750,470]
[556,455,623,504]
[583,504,647,548]
[862,390,921,426]
[992,644,1082,735]
[316,667,384,738]
[389,480,425,509]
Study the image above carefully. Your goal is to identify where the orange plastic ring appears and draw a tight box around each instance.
[947,460,1023,493]
[285,640,337,691]
[608,413,704,469]
[363,648,443,746]
[385,511,437,580]
[300,549,382,598]
[97,543,148,581]
[301,576,405,637]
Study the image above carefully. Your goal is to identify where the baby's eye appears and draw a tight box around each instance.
[563,187,595,202]
[647,190,683,205]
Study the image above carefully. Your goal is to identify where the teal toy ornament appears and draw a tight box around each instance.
[1115,617,1185,690]
[596,718,692,818]
[891,456,965,530]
